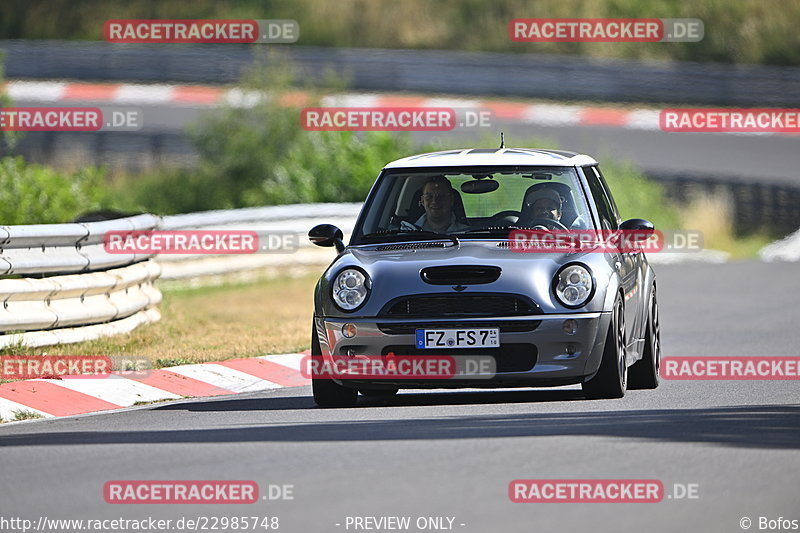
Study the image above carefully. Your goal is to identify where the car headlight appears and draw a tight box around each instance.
[553,264,594,308]
[332,268,370,311]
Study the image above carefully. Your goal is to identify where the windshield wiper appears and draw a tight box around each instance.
[361,229,459,246]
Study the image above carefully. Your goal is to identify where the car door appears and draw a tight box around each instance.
[598,166,647,357]
[582,165,640,356]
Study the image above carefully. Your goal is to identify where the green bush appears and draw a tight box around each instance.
[0,156,115,225]
[186,62,308,209]
[270,131,416,204]
[121,168,233,215]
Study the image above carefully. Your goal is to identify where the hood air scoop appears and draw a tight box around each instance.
[420,265,501,285]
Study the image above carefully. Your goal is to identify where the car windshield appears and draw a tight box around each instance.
[354,166,595,243]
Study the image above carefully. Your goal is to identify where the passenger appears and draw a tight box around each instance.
[402,176,470,233]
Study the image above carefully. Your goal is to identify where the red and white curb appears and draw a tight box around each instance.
[5,80,794,137]
[0,352,309,421]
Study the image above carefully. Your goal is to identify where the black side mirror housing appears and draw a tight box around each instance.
[309,224,345,253]
[619,218,655,242]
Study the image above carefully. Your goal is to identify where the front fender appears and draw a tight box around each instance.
[601,268,622,311]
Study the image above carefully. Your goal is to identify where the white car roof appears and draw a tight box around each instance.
[384,148,598,169]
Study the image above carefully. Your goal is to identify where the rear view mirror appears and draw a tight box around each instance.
[522,173,553,180]
[461,179,499,194]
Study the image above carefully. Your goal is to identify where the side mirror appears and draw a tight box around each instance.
[619,218,655,242]
[309,224,345,253]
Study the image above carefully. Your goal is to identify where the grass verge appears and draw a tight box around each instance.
[12,410,44,421]
[0,273,321,367]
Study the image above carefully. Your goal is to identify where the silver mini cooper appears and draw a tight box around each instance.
[308,148,661,407]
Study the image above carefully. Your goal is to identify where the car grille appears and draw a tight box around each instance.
[381,344,537,373]
[382,294,538,317]
[377,321,539,334]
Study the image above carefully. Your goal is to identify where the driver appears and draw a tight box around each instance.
[523,187,587,230]
[402,176,470,233]
[524,188,564,229]
[528,188,562,222]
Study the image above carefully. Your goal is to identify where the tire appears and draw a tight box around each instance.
[582,297,627,399]
[628,286,661,390]
[311,322,358,408]
[359,388,399,398]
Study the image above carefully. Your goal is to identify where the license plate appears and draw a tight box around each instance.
[415,328,500,349]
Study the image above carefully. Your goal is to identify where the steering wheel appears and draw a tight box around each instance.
[487,210,520,226]
[525,217,569,231]
[399,220,424,231]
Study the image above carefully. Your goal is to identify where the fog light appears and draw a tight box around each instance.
[566,343,577,355]
[342,323,357,338]
[562,319,578,335]
[345,348,357,356]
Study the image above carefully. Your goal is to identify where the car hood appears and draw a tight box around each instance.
[315,240,614,317]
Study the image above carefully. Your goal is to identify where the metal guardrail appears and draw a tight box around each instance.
[157,204,360,281]
[760,228,800,262]
[0,214,159,275]
[0,204,358,348]
[2,40,800,106]
[0,215,162,348]
[160,203,361,230]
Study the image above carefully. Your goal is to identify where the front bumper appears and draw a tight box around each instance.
[314,312,611,388]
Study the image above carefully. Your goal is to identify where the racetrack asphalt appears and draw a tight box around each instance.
[0,260,797,533]
[11,94,800,185]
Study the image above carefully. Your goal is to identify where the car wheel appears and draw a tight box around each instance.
[311,323,358,408]
[582,297,627,399]
[359,388,399,398]
[628,286,661,390]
